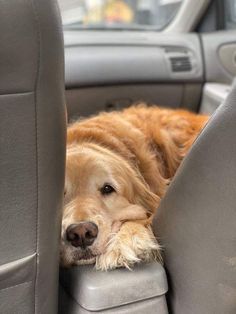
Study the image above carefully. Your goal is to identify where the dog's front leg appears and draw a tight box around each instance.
[95,221,161,271]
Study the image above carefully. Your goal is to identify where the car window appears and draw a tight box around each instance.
[58,0,183,31]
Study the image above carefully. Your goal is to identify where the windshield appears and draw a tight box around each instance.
[58,0,183,31]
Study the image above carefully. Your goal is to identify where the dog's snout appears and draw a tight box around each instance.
[66,222,98,249]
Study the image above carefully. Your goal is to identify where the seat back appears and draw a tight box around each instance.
[0,0,66,313]
[153,82,236,314]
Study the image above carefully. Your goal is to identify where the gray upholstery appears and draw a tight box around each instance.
[153,82,236,313]
[0,0,66,313]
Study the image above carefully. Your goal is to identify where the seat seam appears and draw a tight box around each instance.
[0,91,34,97]
[0,280,33,293]
[30,0,41,313]
[0,252,36,269]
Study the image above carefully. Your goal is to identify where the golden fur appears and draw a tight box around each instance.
[61,105,208,270]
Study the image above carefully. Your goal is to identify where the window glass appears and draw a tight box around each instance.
[225,0,236,29]
[58,0,183,31]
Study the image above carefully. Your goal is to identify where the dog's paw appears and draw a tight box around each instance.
[95,222,162,271]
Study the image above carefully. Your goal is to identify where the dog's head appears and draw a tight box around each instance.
[60,142,160,267]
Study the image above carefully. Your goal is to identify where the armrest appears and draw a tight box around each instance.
[59,262,168,314]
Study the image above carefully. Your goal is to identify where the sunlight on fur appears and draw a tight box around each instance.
[96,223,162,270]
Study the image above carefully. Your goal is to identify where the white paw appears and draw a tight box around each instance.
[95,222,162,271]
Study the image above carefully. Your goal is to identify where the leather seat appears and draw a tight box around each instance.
[0,0,66,313]
[153,81,236,313]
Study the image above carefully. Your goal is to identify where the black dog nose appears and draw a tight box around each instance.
[66,222,98,249]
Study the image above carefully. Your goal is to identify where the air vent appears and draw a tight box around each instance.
[170,56,192,72]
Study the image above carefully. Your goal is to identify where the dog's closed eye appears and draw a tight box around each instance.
[100,184,116,195]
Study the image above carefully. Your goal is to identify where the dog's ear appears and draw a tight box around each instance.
[132,176,160,216]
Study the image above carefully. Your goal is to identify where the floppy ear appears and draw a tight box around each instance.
[132,175,160,216]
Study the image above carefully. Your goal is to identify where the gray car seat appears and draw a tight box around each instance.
[153,81,236,314]
[0,0,66,313]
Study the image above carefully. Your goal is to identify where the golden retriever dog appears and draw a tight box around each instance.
[61,105,208,270]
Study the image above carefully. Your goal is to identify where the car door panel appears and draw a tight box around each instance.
[199,31,236,113]
[201,31,236,83]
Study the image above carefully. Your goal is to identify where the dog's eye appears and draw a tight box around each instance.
[100,184,115,195]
